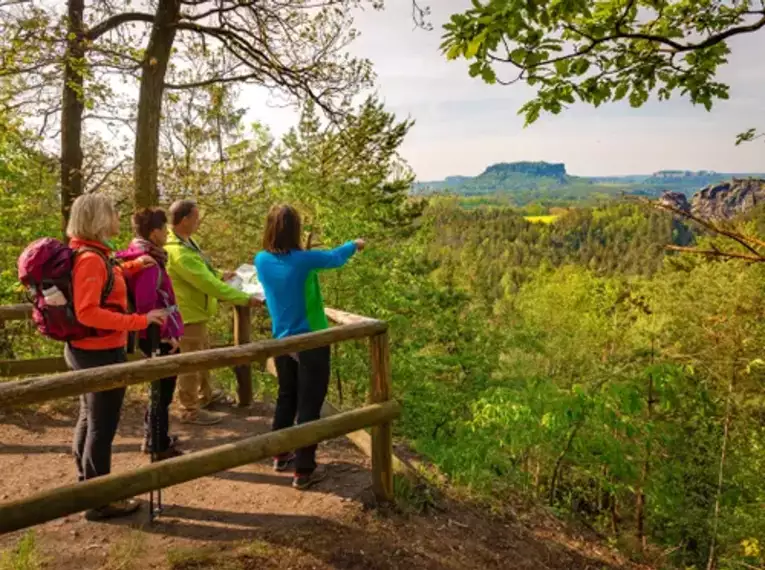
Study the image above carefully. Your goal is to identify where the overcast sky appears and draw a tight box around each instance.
[242,1,765,181]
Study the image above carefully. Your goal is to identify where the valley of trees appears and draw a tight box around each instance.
[2,1,765,570]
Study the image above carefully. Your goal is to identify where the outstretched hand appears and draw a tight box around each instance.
[146,309,167,326]
[137,255,157,268]
[354,239,366,251]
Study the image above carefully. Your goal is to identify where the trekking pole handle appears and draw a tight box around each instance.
[147,323,161,356]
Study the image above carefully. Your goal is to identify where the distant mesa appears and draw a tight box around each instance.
[481,161,567,180]
[411,161,572,198]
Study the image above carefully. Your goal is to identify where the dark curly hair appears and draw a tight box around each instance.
[132,208,168,240]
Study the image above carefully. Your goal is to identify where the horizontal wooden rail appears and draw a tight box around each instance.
[0,401,401,535]
[0,347,237,377]
[0,343,233,377]
[0,304,32,322]
[0,320,386,408]
[323,307,375,325]
[0,356,80,377]
[0,303,371,326]
[0,305,374,379]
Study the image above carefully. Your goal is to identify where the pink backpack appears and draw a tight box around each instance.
[17,238,114,341]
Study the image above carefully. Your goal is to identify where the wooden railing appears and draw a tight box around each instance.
[1,304,262,404]
[0,303,398,535]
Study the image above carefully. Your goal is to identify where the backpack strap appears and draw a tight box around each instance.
[74,247,116,308]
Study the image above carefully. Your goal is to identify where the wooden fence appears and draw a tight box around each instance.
[0,303,398,535]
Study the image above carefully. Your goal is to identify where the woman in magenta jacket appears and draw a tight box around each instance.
[118,208,184,460]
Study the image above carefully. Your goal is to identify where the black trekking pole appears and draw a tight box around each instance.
[147,323,163,523]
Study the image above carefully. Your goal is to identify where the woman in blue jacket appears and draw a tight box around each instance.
[255,204,364,490]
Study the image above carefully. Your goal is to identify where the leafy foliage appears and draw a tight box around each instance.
[440,0,765,128]
[0,112,58,303]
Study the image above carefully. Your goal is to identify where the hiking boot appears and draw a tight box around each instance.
[141,434,179,454]
[180,409,223,426]
[292,465,328,490]
[84,499,140,521]
[200,390,229,409]
[153,447,184,461]
[273,452,296,473]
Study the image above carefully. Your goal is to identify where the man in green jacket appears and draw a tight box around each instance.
[166,200,258,425]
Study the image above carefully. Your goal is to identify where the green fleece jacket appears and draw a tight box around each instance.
[165,232,250,325]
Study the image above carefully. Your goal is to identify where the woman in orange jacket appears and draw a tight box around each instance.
[65,194,166,521]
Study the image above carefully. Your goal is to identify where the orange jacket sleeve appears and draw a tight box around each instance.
[73,254,149,332]
[121,259,145,278]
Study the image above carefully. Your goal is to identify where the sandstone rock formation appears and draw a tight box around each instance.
[661,178,765,220]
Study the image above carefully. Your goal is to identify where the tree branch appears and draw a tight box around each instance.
[85,12,154,41]
[164,71,261,90]
[655,200,765,253]
[411,0,432,31]
[665,245,765,262]
[87,159,128,194]
[615,0,637,32]
[685,15,765,52]
[173,20,341,118]
[0,60,58,77]
[564,23,686,52]
[181,1,258,22]
[502,13,765,74]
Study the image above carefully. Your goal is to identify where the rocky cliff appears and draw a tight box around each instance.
[661,178,765,219]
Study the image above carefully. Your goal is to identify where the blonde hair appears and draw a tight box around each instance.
[66,194,117,242]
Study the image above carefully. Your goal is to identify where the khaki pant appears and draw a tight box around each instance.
[177,322,213,416]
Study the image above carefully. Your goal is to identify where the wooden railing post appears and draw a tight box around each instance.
[369,330,394,503]
[233,305,253,407]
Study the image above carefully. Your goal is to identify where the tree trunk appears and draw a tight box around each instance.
[706,369,736,570]
[60,0,85,234]
[134,0,180,208]
[549,422,582,505]
[213,88,227,198]
[636,367,654,548]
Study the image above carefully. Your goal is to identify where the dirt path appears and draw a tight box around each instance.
[0,396,651,570]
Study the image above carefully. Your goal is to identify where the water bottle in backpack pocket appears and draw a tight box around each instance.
[42,285,67,306]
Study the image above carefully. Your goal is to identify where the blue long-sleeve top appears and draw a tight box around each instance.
[254,241,357,339]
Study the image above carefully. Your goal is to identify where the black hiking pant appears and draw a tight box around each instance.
[65,345,127,482]
[138,339,178,453]
[272,345,331,474]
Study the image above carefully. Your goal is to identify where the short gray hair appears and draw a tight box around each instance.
[66,194,117,242]
[169,199,197,225]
